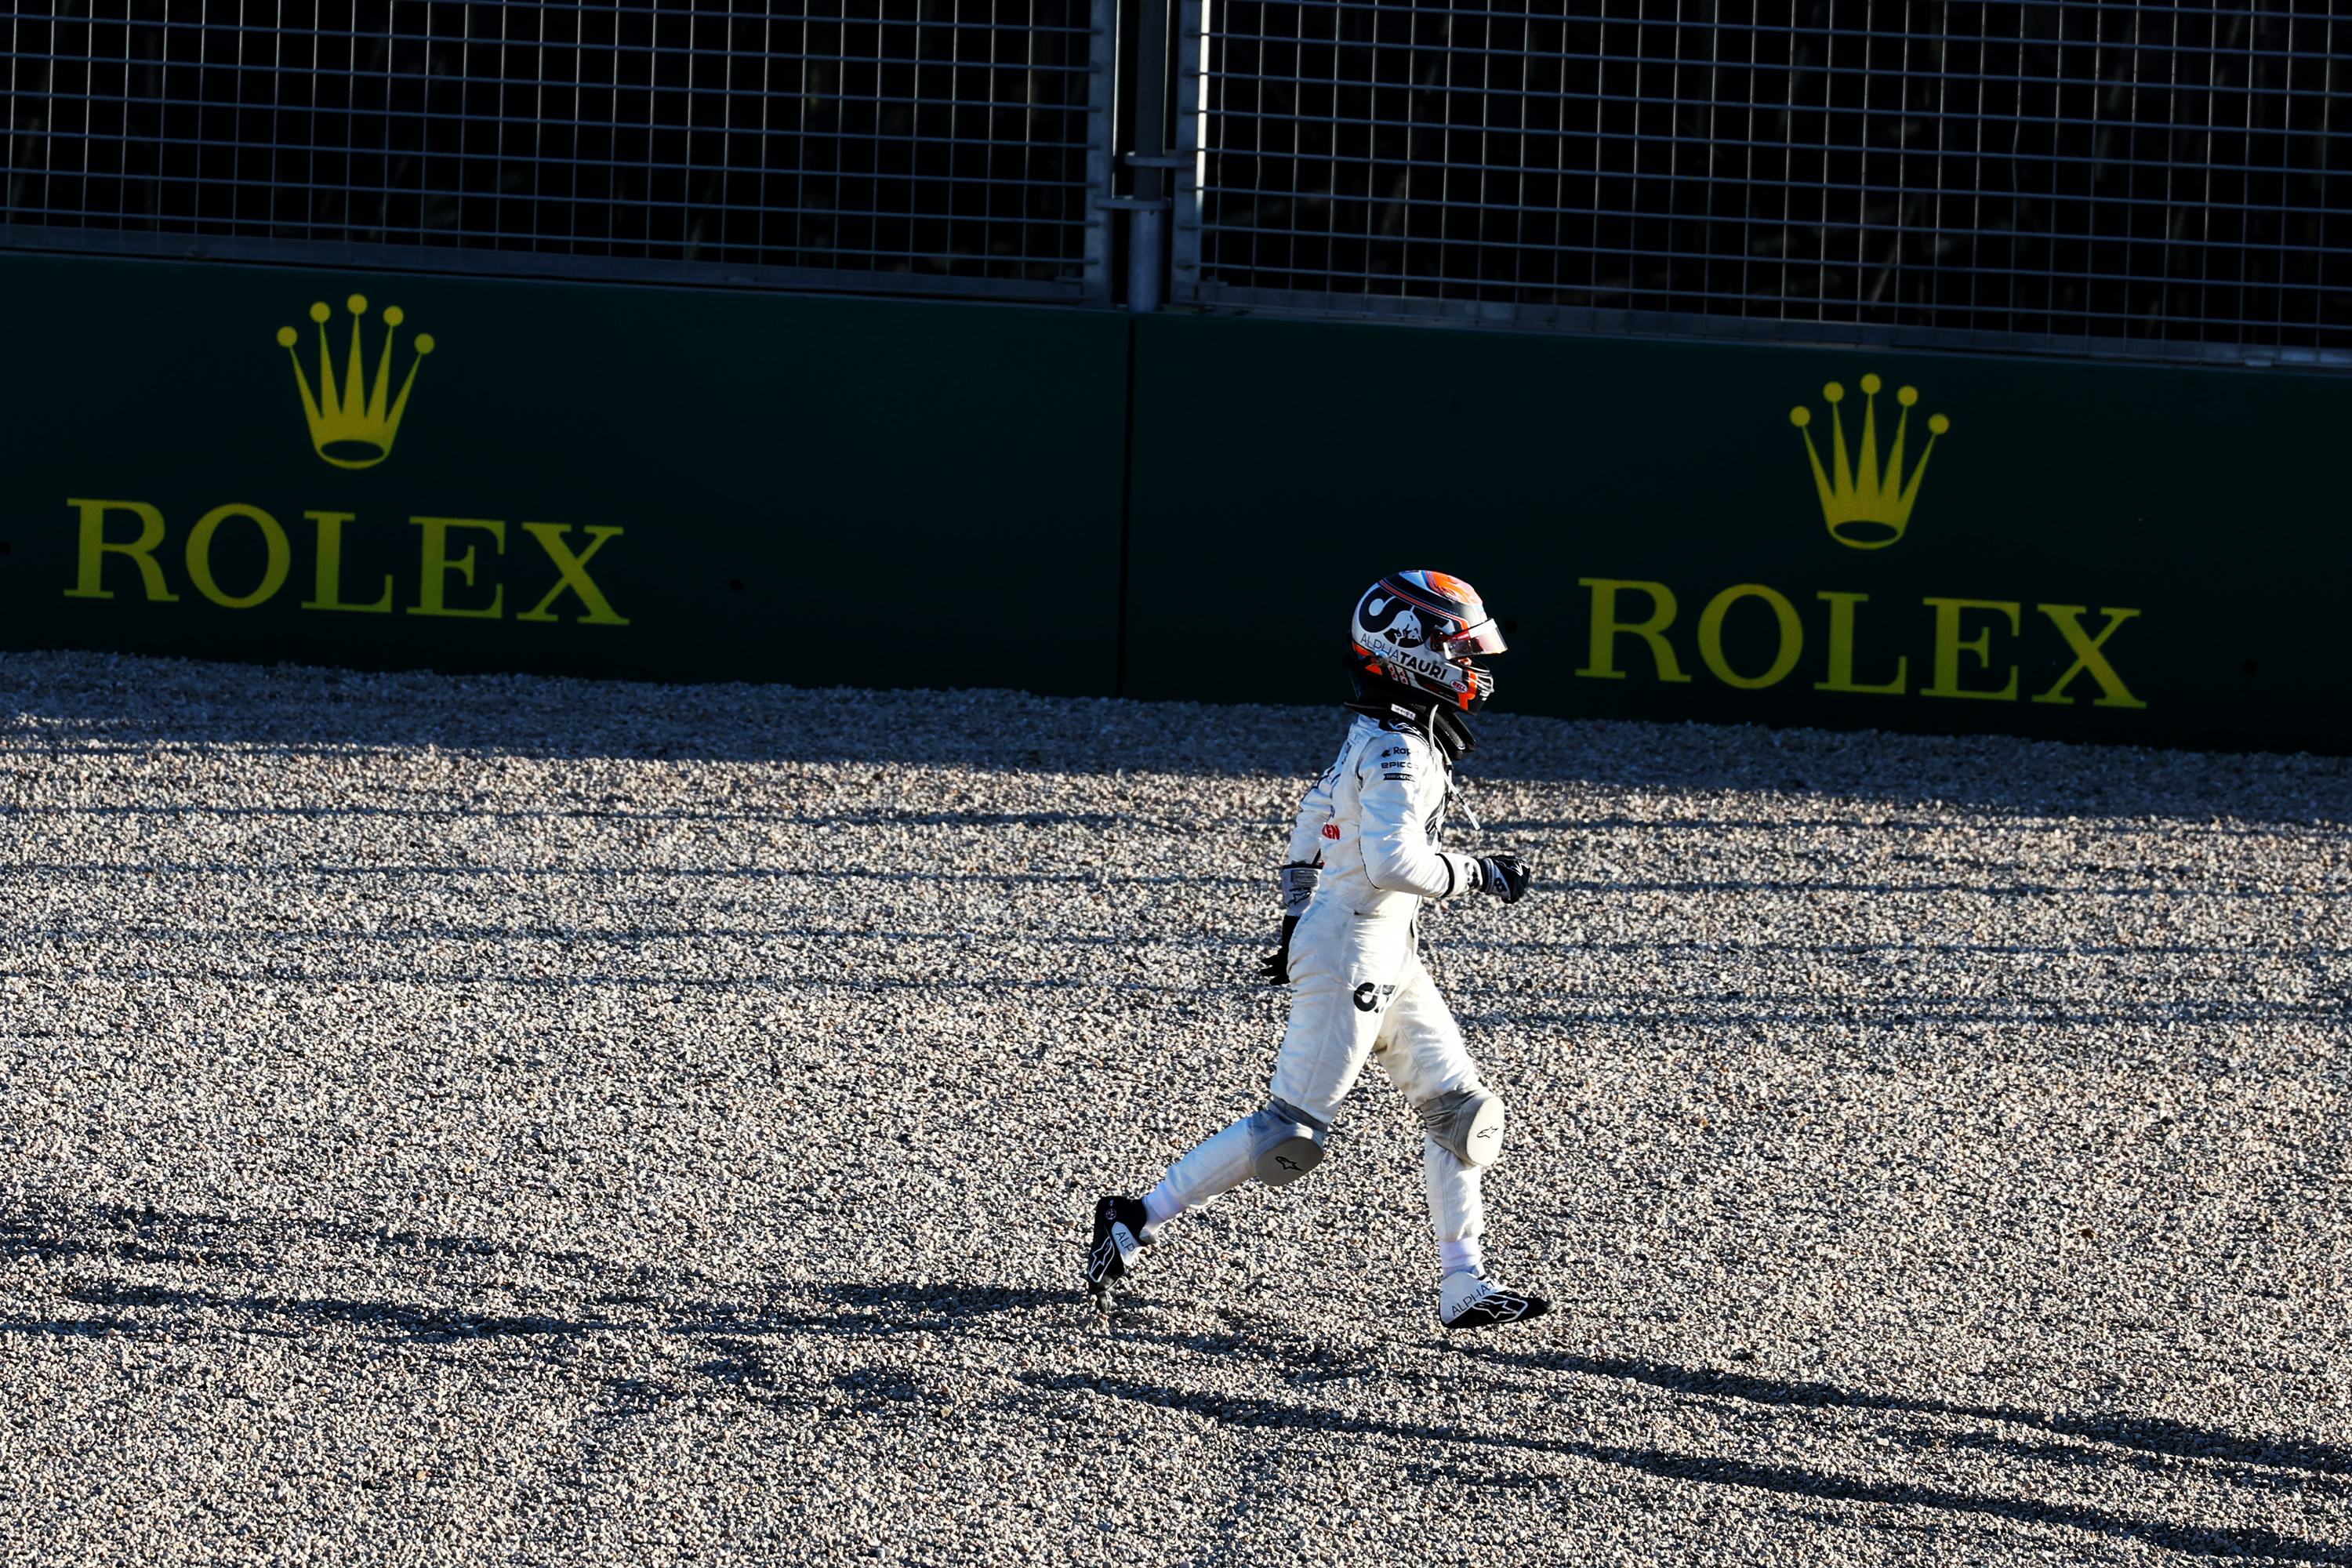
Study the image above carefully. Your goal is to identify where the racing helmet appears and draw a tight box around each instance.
[1349,569,1506,711]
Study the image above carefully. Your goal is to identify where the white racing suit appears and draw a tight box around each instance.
[1144,710,1505,1265]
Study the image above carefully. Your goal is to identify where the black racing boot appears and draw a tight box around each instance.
[1439,1269,1551,1330]
[1085,1195,1150,1306]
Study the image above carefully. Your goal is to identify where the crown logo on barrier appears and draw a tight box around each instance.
[1789,374,1949,550]
[275,295,435,469]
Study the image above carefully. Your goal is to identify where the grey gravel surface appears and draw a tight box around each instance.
[2,648,2348,1566]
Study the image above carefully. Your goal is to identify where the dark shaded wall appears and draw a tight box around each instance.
[1124,312,2350,755]
[0,252,1128,695]
[1,251,2343,753]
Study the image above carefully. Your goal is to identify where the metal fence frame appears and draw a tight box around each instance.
[1167,0,2352,372]
[1,0,1117,305]
[3,0,2347,372]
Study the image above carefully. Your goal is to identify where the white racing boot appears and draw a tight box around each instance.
[1439,1269,1549,1331]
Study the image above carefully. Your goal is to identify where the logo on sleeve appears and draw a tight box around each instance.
[1321,823,1341,840]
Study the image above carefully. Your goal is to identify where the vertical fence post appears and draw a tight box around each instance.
[1082,0,1116,302]
[1124,0,1171,313]
[1169,0,1207,303]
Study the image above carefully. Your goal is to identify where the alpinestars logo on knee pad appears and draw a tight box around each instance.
[1247,1103,1330,1187]
[1352,982,1396,1013]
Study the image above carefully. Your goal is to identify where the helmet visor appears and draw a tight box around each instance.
[1441,618,1508,659]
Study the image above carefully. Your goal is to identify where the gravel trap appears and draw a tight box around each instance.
[1,649,2347,1566]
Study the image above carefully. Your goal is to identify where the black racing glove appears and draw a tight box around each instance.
[1258,916,1300,984]
[1261,862,1319,985]
[1477,852,1533,905]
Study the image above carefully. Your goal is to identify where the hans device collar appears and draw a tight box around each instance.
[1343,655,1478,764]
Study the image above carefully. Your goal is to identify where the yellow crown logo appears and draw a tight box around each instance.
[275,294,435,469]
[1789,374,1949,550]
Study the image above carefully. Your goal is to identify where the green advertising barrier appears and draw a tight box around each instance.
[5,249,2347,756]
[1123,310,2352,755]
[0,252,1129,696]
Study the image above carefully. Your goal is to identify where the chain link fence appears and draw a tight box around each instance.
[1171,0,2350,365]
[2,0,1111,300]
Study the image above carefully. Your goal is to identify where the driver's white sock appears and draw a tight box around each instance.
[1438,1236,1485,1279]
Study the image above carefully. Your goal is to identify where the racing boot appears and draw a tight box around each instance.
[1439,1269,1550,1331]
[1085,1194,1151,1307]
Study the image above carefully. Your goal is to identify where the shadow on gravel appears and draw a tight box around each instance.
[45,1280,608,1343]
[1466,1347,2352,1480]
[818,1281,1070,1318]
[1032,1371,2351,1564]
[0,1197,632,1345]
[665,1282,1070,1344]
[824,1277,2352,1559]
[688,1338,966,1418]
[662,1285,1083,1421]
[6,651,2349,826]
[10,1174,2343,1566]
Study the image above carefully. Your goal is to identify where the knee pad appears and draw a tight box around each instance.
[1247,1099,1330,1187]
[1417,1085,1504,1168]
